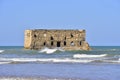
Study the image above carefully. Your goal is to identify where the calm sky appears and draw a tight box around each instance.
[0,0,120,46]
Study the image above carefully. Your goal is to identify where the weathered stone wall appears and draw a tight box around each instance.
[24,29,90,50]
[24,30,32,49]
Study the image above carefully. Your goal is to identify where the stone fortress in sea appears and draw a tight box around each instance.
[24,29,90,50]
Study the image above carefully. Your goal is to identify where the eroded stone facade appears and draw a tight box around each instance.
[24,29,90,50]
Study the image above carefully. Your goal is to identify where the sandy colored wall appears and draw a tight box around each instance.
[24,30,32,49]
[24,29,90,50]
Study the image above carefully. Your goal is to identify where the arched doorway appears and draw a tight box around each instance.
[57,41,61,47]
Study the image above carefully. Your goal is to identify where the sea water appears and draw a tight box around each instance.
[0,46,120,80]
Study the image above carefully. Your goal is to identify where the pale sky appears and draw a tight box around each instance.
[0,0,120,46]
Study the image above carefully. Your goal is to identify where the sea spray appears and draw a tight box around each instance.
[39,47,64,54]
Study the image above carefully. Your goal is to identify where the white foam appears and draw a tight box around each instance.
[39,47,64,54]
[0,62,11,64]
[0,58,39,62]
[57,48,65,52]
[73,54,107,58]
[52,58,93,63]
[1,58,120,64]
[0,50,4,53]
[39,48,57,54]
[92,58,120,63]
[39,48,48,53]
[0,58,93,63]
[103,60,120,63]
[46,49,57,54]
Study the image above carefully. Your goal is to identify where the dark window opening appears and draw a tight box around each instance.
[80,41,82,45]
[71,41,74,46]
[51,41,54,46]
[71,34,73,38]
[43,42,46,46]
[65,37,66,40]
[57,41,61,47]
[34,34,37,38]
[51,36,54,40]
[64,41,66,46]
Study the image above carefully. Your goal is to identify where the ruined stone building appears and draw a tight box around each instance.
[24,29,90,50]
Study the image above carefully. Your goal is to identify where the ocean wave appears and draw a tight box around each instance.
[0,50,4,53]
[73,54,107,58]
[0,62,11,64]
[91,57,120,63]
[1,57,120,64]
[102,60,120,63]
[0,58,93,63]
[110,49,117,51]
[39,47,64,54]
[51,58,93,63]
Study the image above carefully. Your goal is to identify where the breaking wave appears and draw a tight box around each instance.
[39,47,65,54]
[0,57,120,64]
[73,54,107,58]
[0,62,11,64]
[0,50,4,53]
[0,58,93,63]
[101,58,120,63]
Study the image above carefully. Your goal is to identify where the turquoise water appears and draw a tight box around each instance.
[0,46,120,80]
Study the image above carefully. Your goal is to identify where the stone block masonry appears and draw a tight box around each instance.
[24,29,90,50]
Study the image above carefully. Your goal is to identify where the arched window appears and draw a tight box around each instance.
[34,34,37,38]
[51,36,54,40]
[64,41,66,46]
[70,41,74,46]
[80,41,82,45]
[43,42,46,46]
